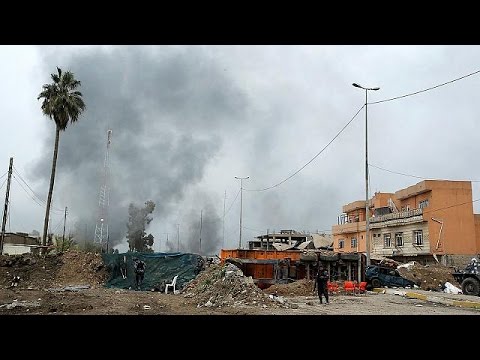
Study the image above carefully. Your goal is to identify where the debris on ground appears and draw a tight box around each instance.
[397,262,460,291]
[443,282,462,294]
[47,285,91,292]
[182,263,291,309]
[263,279,315,296]
[54,251,107,288]
[0,300,41,309]
[0,251,108,290]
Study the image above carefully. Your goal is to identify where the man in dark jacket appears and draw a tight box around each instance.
[313,265,329,304]
[133,257,146,290]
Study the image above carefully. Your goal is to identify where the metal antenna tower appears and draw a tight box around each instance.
[94,129,112,251]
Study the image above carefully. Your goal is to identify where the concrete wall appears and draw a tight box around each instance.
[371,192,394,209]
[474,214,480,253]
[2,244,32,255]
[423,181,476,254]
[332,221,365,253]
[443,254,479,267]
[371,222,430,257]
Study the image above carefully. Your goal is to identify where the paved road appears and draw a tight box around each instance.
[263,290,480,315]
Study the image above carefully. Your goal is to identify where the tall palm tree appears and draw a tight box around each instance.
[38,67,86,247]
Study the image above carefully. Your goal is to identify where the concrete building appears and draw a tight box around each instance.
[332,180,480,266]
[248,230,333,251]
[1,232,41,255]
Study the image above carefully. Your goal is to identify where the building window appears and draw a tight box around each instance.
[339,239,345,249]
[395,232,404,247]
[351,238,357,248]
[419,200,429,209]
[414,230,423,245]
[384,233,391,248]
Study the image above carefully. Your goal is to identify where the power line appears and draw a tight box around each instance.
[423,198,480,215]
[12,176,48,209]
[13,166,49,205]
[0,177,7,191]
[0,172,7,181]
[202,189,241,225]
[49,216,65,235]
[224,189,240,218]
[12,176,64,213]
[12,166,64,212]
[370,69,480,105]
[245,104,366,192]
[369,163,480,183]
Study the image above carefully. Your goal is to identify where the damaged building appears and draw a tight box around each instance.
[332,179,480,267]
[221,230,364,289]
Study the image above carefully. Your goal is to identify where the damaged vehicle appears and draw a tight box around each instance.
[365,264,416,289]
[452,260,480,296]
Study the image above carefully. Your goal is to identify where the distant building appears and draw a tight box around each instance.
[332,180,480,266]
[1,232,41,255]
[248,230,333,251]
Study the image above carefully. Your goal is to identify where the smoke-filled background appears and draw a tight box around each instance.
[3,45,480,255]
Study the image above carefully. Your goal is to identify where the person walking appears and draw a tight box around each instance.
[313,264,329,304]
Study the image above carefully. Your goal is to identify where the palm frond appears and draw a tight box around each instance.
[38,66,85,130]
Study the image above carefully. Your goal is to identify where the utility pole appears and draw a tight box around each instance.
[235,176,249,249]
[62,206,67,243]
[0,157,13,255]
[62,206,68,252]
[266,228,269,250]
[199,210,203,254]
[222,190,226,249]
[176,223,180,252]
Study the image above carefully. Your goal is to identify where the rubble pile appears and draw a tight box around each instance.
[0,253,62,289]
[0,251,108,290]
[397,262,460,291]
[264,279,315,296]
[53,251,107,288]
[182,263,291,309]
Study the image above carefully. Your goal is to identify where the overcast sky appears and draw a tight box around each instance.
[1,45,480,255]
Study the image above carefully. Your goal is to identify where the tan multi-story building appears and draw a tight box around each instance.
[332,180,480,266]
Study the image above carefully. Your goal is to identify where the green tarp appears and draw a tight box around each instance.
[102,252,204,291]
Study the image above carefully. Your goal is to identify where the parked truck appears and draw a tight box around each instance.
[452,259,480,296]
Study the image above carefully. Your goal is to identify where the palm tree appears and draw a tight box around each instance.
[38,67,86,247]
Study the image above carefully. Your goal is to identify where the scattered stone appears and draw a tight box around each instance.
[0,300,41,309]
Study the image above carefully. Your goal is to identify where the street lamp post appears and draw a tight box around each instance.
[352,83,380,267]
[235,176,249,249]
[176,223,180,252]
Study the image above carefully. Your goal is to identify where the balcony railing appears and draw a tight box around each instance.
[370,208,422,223]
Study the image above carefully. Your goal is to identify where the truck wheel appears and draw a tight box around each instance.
[371,278,381,288]
[462,278,480,296]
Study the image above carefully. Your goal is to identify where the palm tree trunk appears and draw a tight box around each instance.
[42,125,61,248]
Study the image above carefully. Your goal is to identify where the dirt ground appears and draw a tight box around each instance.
[0,251,478,315]
[1,287,479,315]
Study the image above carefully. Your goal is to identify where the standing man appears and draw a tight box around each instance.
[133,257,146,290]
[120,255,127,279]
[313,264,329,304]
